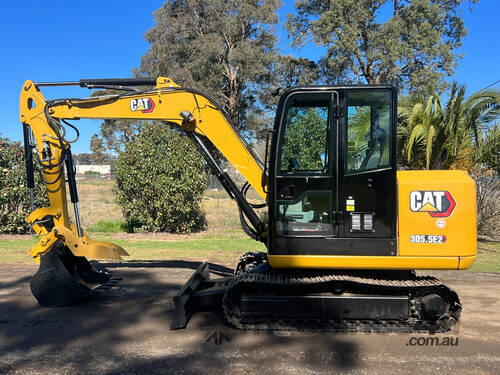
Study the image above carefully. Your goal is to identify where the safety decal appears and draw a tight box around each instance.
[410,234,447,244]
[346,197,355,212]
[409,191,456,218]
[130,97,155,113]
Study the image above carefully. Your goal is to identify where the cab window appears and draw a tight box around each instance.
[346,90,391,173]
[279,96,330,174]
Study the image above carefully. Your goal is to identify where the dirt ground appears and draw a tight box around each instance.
[0,261,499,375]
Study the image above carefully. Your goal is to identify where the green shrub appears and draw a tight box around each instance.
[114,123,206,233]
[0,137,48,233]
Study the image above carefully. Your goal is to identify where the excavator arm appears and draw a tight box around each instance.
[20,77,267,306]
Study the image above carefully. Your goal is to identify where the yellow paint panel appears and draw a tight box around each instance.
[458,256,476,270]
[268,255,460,270]
[397,170,477,258]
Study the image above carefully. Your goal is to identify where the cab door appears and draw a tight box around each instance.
[339,89,397,240]
[270,90,338,254]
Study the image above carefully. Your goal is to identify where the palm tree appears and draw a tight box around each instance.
[398,83,500,170]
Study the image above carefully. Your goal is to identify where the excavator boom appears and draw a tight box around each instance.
[20,77,267,306]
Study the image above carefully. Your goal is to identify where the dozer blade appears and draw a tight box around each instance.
[171,262,229,329]
[30,242,119,307]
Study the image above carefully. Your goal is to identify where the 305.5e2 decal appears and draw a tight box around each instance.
[410,234,447,244]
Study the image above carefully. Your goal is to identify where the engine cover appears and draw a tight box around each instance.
[397,170,476,268]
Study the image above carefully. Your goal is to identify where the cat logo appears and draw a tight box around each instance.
[410,191,456,218]
[130,97,155,113]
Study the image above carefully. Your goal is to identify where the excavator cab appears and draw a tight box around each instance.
[268,87,398,262]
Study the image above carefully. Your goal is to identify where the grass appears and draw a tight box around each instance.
[0,238,37,263]
[71,180,123,228]
[87,220,125,233]
[1,179,497,272]
[0,234,265,265]
[468,240,500,273]
[72,180,263,233]
[103,235,265,264]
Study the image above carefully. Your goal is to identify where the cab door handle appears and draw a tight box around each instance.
[279,185,295,199]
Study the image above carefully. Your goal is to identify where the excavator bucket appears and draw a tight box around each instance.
[30,242,123,307]
[27,220,128,307]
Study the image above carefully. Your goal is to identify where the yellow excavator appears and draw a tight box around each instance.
[19,77,476,332]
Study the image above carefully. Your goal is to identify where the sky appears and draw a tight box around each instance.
[1,0,499,153]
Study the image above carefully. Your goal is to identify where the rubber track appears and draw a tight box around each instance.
[223,270,461,333]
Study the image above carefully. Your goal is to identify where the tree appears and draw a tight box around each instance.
[398,83,500,169]
[87,87,145,154]
[72,153,94,165]
[257,55,320,115]
[274,55,319,88]
[72,152,116,165]
[475,124,500,174]
[0,137,48,233]
[96,119,144,154]
[472,126,499,238]
[476,174,499,238]
[287,0,477,93]
[114,123,206,233]
[90,134,107,164]
[137,0,281,138]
